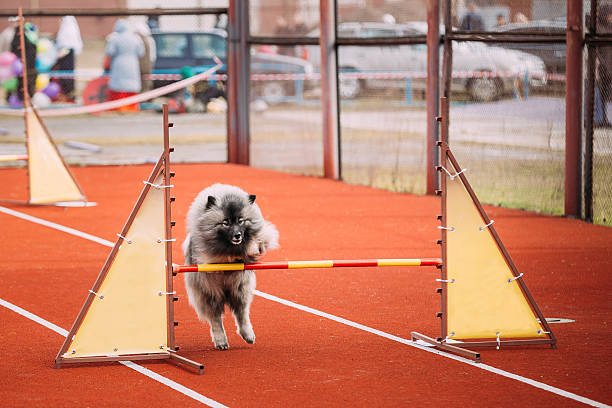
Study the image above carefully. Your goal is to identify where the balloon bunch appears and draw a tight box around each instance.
[1,49,62,109]
[36,38,58,72]
[32,37,60,107]
[32,73,60,107]
[0,51,22,97]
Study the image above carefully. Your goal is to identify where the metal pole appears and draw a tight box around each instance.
[162,104,176,350]
[319,0,340,180]
[584,0,597,222]
[17,8,30,107]
[174,258,442,273]
[565,0,584,218]
[227,0,250,165]
[441,0,453,158]
[426,0,440,194]
[0,8,227,17]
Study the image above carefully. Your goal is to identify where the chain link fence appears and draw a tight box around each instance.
[0,10,229,166]
[1,2,610,225]
[444,1,568,217]
[589,43,612,225]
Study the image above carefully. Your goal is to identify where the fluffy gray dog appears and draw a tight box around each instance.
[182,183,279,350]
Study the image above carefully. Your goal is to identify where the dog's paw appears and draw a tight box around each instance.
[258,241,268,257]
[238,327,255,344]
[214,339,229,350]
[245,241,262,261]
[212,333,229,350]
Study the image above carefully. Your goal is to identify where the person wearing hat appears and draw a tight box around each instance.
[104,19,144,112]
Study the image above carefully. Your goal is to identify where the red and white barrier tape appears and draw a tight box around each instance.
[246,70,559,81]
[44,71,227,81]
[0,63,222,117]
[43,69,564,82]
[0,67,566,117]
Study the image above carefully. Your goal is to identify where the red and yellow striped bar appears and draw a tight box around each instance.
[0,154,28,162]
[173,258,442,273]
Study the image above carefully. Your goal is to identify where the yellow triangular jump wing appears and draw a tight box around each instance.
[26,107,86,204]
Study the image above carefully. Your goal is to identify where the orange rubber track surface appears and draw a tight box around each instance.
[1,163,611,407]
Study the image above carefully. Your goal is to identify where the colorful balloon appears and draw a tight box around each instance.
[36,52,57,72]
[0,51,17,67]
[0,65,13,81]
[36,38,53,54]
[35,38,58,72]
[1,77,18,92]
[11,59,23,76]
[42,81,61,99]
[35,73,50,91]
[8,93,23,109]
[32,91,51,107]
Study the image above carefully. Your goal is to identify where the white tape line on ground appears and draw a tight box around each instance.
[0,297,228,408]
[0,206,114,247]
[119,362,229,408]
[1,205,609,408]
[0,298,68,337]
[254,290,610,408]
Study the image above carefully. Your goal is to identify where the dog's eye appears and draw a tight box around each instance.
[238,218,244,225]
[222,219,229,227]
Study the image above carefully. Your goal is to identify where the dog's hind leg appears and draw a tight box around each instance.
[193,299,229,350]
[185,276,230,350]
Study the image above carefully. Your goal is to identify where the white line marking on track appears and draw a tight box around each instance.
[0,298,69,337]
[0,206,114,247]
[1,205,610,408]
[254,291,610,408]
[0,297,228,408]
[119,362,229,408]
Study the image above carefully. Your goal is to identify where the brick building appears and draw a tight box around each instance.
[1,0,126,38]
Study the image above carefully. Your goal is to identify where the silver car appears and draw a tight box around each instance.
[308,22,547,101]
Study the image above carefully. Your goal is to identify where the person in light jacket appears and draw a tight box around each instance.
[104,19,144,111]
[54,16,83,101]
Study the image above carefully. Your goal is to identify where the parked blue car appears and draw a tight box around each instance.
[152,29,314,102]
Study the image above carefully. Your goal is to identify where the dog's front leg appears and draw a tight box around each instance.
[209,313,229,350]
[229,274,256,344]
[204,294,229,350]
[232,305,255,344]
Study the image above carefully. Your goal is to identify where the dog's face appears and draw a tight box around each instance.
[198,193,260,259]
[208,194,254,246]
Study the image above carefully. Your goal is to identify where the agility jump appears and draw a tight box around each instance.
[174,258,442,273]
[0,9,93,207]
[55,97,554,373]
[410,98,556,361]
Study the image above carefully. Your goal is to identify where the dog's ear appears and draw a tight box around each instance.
[205,196,217,210]
[248,194,256,204]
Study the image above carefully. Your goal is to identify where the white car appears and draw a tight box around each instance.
[308,22,547,101]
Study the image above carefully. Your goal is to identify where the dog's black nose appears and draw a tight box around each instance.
[233,232,242,240]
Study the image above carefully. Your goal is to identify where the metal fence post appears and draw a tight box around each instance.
[319,0,341,180]
[565,0,584,218]
[584,0,597,222]
[227,0,250,165]
[426,0,440,194]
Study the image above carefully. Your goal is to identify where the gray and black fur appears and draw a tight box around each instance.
[183,184,279,350]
